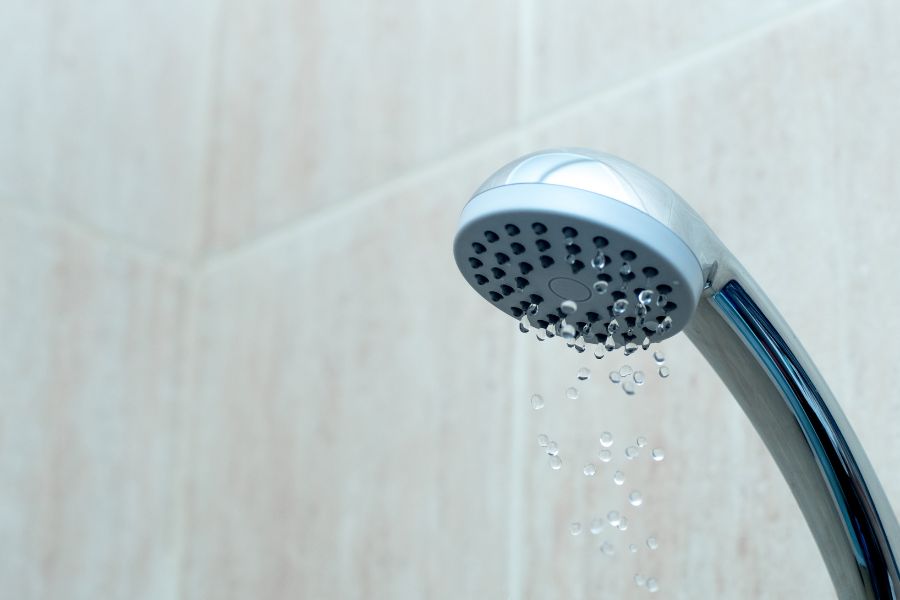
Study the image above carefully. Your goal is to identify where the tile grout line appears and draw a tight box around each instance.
[197,0,844,271]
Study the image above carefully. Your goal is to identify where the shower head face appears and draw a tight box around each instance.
[453,150,705,346]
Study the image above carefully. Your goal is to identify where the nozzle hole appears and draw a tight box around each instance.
[510,242,525,255]
[642,266,659,278]
[519,262,534,275]
[488,291,502,302]
[539,255,555,268]
[593,235,609,248]
[535,239,551,252]
[474,274,488,285]
[562,226,578,239]
[468,257,483,268]
[500,284,514,296]
[494,252,509,265]
[472,242,486,254]
[484,230,499,243]
[532,222,547,234]
[621,249,637,261]
[505,224,520,236]
[657,284,673,294]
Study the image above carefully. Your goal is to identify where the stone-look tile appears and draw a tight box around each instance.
[0,1,218,258]
[183,144,522,598]
[201,0,519,254]
[0,206,187,600]
[523,0,816,118]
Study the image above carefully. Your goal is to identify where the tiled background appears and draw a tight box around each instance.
[2,0,898,598]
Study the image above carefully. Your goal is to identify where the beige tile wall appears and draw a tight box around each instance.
[2,0,899,598]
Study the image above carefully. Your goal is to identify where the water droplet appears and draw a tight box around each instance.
[559,323,576,341]
[549,455,562,470]
[617,516,629,531]
[599,431,613,447]
[565,386,578,400]
[607,319,619,334]
[591,251,607,270]
[609,371,621,383]
[634,574,647,587]
[535,329,546,342]
[593,345,605,359]
[619,262,632,276]
[593,280,609,294]
[647,578,659,593]
[565,253,576,265]
[606,511,620,526]
[600,541,615,556]
[583,463,597,476]
[545,323,556,338]
[570,521,582,536]
[629,544,638,553]
[641,336,651,350]
[618,365,633,377]
[537,434,549,447]
[625,445,639,459]
[564,237,575,247]
[613,298,629,315]
[638,289,654,305]
[576,367,590,381]
[656,293,667,307]
[656,316,673,334]
[560,300,578,314]
[590,518,604,534]
[646,536,659,550]
[624,342,638,356]
[633,371,645,385]
[628,490,643,507]
[604,335,616,351]
[597,449,612,462]
[573,338,586,352]
[653,350,665,364]
[581,323,592,337]
[518,315,530,333]
[658,365,670,378]
[613,470,625,485]
[636,436,647,448]
[651,448,665,461]
[547,441,559,456]
[622,380,635,395]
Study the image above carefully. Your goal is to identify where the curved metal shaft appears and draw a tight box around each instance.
[686,278,900,599]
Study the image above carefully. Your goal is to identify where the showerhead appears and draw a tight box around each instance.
[452,148,900,599]
[453,149,706,346]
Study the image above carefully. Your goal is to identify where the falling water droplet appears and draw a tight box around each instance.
[624,342,638,356]
[628,490,643,507]
[641,336,651,350]
[560,323,576,340]
[613,471,625,486]
[576,368,591,381]
[613,298,629,315]
[633,371,645,385]
[590,518,604,534]
[566,253,576,265]
[609,371,621,384]
[600,541,615,556]
[622,380,635,395]
[583,463,597,476]
[518,315,530,333]
[598,449,612,462]
[530,394,544,410]
[565,387,579,400]
[591,251,607,270]
[600,431,614,447]
[570,522,582,536]
[656,293,667,307]
[607,319,620,334]
[537,434,549,447]
[634,574,647,587]
[646,536,659,550]
[547,441,559,456]
[573,337,586,353]
[658,366,670,378]
[653,350,666,364]
[619,262,632,276]
[606,511,620,526]
[629,544,638,553]
[625,445,639,459]
[617,516,629,531]
[535,329,546,342]
[528,303,539,315]
[593,280,609,294]
[651,448,665,461]
[560,300,578,314]
[647,578,659,593]
[638,289,654,305]
[604,335,616,351]
[594,345,605,359]
[619,365,633,377]
[636,436,647,448]
[549,455,562,470]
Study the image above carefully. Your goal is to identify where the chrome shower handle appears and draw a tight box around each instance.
[686,277,900,599]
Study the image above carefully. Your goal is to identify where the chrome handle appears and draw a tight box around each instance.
[685,278,900,599]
